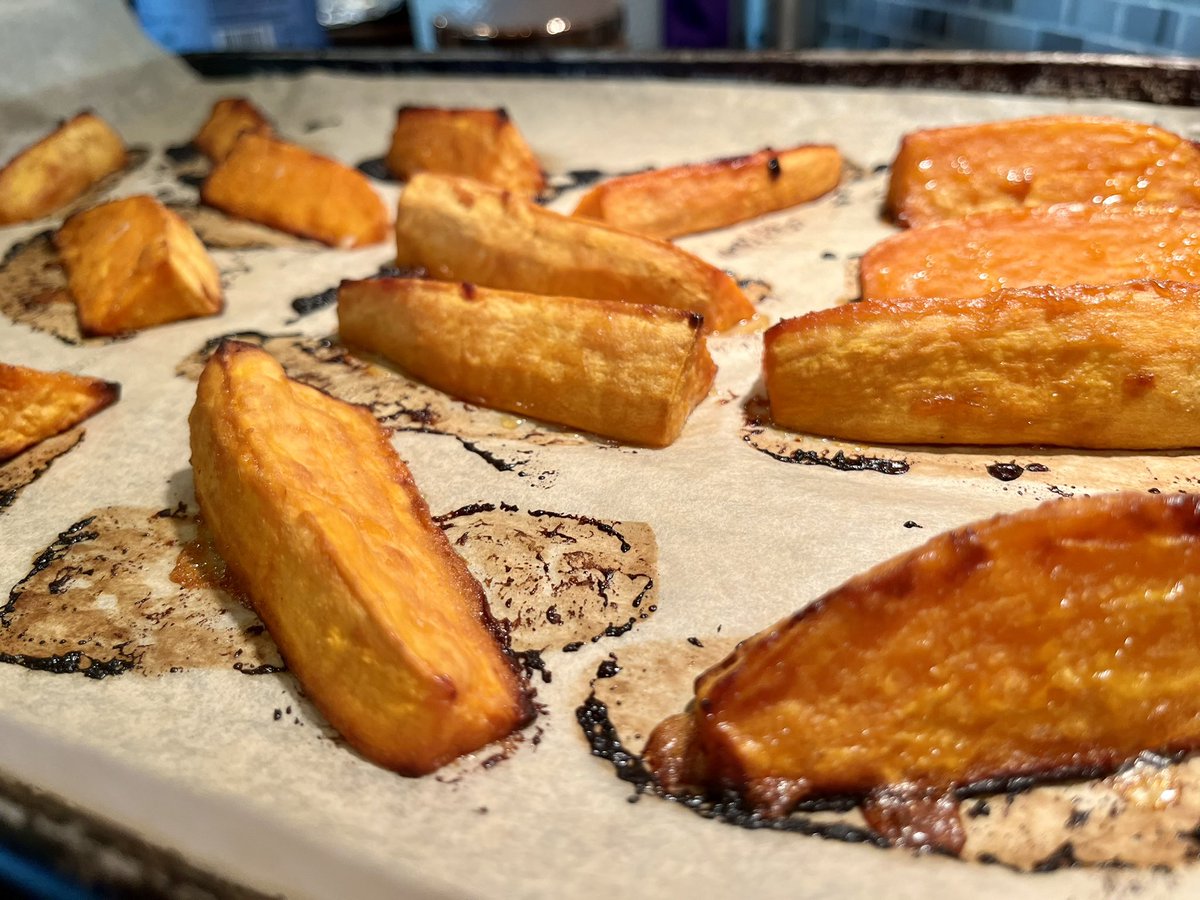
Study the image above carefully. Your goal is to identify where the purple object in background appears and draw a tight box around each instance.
[664,0,729,48]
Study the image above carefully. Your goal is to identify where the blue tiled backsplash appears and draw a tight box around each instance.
[816,0,1200,55]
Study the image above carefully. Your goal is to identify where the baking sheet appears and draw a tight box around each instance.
[5,6,1200,897]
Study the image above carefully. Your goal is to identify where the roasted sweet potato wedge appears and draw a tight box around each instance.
[189,342,531,774]
[385,106,545,197]
[56,195,222,336]
[0,113,126,226]
[394,173,753,332]
[192,97,273,163]
[0,363,118,461]
[765,280,1200,448]
[860,204,1200,301]
[572,145,842,239]
[886,115,1200,227]
[339,278,716,446]
[202,133,389,247]
[645,492,1200,851]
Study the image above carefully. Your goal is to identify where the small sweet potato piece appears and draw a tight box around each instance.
[0,113,126,225]
[202,133,389,247]
[572,145,842,239]
[339,278,716,447]
[645,492,1200,848]
[395,173,753,332]
[189,342,532,775]
[385,106,545,197]
[886,115,1200,227]
[0,363,118,461]
[56,195,222,335]
[765,280,1200,448]
[860,204,1200,301]
[192,97,272,163]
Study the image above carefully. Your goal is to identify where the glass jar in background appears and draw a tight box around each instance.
[409,0,624,49]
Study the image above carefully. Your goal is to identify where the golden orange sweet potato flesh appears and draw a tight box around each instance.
[339,278,716,447]
[201,133,389,248]
[572,145,842,239]
[192,97,273,163]
[0,363,118,461]
[189,342,532,775]
[860,204,1200,301]
[0,113,127,225]
[394,173,753,332]
[765,280,1200,449]
[385,106,545,198]
[56,195,223,336]
[886,115,1200,227]
[645,492,1200,824]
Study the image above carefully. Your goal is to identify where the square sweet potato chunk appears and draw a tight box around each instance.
[0,113,127,225]
[0,363,118,460]
[193,98,273,163]
[56,195,223,335]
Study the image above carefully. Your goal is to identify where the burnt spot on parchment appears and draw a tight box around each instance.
[177,333,588,479]
[163,141,208,189]
[0,427,85,512]
[741,394,910,475]
[0,231,96,345]
[435,503,657,651]
[585,638,1200,871]
[0,506,282,678]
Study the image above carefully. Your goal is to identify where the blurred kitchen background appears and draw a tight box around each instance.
[133,0,1200,57]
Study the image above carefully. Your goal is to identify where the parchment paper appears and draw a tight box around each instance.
[4,4,1200,897]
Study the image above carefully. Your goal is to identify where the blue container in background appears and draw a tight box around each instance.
[135,0,328,52]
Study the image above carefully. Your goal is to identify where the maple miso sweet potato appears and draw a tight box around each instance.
[189,343,532,775]
[0,113,126,225]
[572,145,842,239]
[385,106,545,197]
[202,133,389,247]
[338,278,716,447]
[860,205,1200,301]
[192,97,273,163]
[56,195,223,336]
[764,280,1200,449]
[394,173,753,332]
[0,363,118,461]
[645,492,1200,850]
[886,115,1200,227]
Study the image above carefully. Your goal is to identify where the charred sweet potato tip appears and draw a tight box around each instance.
[860,204,1200,301]
[572,144,842,240]
[385,106,545,198]
[394,173,753,332]
[189,342,532,775]
[0,112,126,226]
[886,115,1200,227]
[0,363,118,461]
[338,278,716,447]
[764,280,1200,449]
[56,195,223,336]
[192,97,273,163]
[645,492,1200,850]
[202,133,389,248]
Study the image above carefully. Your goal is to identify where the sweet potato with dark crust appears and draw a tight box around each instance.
[886,115,1200,227]
[572,145,842,239]
[860,204,1200,301]
[0,363,118,461]
[645,492,1200,850]
[189,342,532,775]
[202,133,389,248]
[394,173,753,332]
[56,195,223,335]
[385,106,545,198]
[192,97,273,163]
[0,113,126,225]
[339,278,716,447]
[765,280,1200,448]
